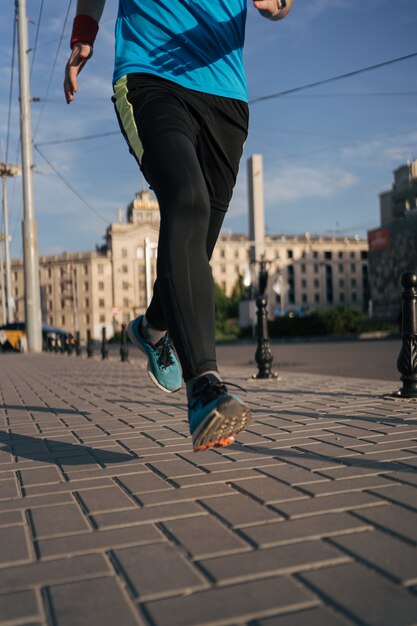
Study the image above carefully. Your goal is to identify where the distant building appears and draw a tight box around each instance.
[368,159,417,320]
[2,191,368,337]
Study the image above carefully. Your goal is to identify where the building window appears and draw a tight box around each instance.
[361,251,368,260]
[98,281,104,291]
[302,293,307,304]
[48,268,52,279]
[98,264,104,274]
[122,281,129,290]
[61,316,65,325]
[324,251,332,260]
[301,264,306,273]
[351,278,357,288]
[121,248,128,258]
[314,293,320,303]
[85,298,89,308]
[340,293,345,303]
[287,249,293,259]
[235,265,240,274]
[47,285,52,295]
[314,279,319,288]
[86,314,90,325]
[122,265,128,273]
[84,265,89,275]
[314,264,319,273]
[49,316,53,325]
[234,249,239,258]
[84,282,89,292]
[221,264,226,273]
[350,251,356,259]
[313,251,318,259]
[350,263,356,273]
[338,264,344,273]
[301,279,307,289]
[14,287,18,297]
[99,298,105,308]
[352,292,357,303]
[99,314,105,323]
[339,279,344,288]
[61,299,65,310]
[338,251,344,259]
[14,271,18,281]
[48,301,53,311]
[220,249,225,258]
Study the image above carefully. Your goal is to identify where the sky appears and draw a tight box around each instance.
[1,0,417,259]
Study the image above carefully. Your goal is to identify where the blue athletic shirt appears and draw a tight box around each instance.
[113,0,248,102]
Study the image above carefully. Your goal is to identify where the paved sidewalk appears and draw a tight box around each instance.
[0,352,417,626]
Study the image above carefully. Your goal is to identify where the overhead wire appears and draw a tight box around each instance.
[34,144,110,224]
[30,0,45,78]
[5,5,17,164]
[33,0,73,140]
[249,52,417,104]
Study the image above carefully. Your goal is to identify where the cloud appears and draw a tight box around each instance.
[264,164,357,204]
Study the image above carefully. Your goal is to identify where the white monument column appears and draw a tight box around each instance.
[247,154,265,264]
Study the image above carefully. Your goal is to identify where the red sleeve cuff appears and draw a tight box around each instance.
[70,14,99,48]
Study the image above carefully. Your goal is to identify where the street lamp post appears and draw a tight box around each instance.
[0,161,20,323]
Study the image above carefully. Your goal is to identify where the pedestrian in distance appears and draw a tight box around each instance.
[64,0,294,452]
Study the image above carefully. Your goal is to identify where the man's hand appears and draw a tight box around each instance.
[254,0,294,20]
[64,43,93,104]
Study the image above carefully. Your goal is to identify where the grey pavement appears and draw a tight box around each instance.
[0,352,417,626]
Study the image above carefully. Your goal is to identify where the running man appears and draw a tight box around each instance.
[64,0,294,451]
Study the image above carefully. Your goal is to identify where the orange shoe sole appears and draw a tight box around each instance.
[193,436,235,453]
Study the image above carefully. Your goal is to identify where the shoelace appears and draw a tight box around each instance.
[155,336,175,369]
[191,379,246,409]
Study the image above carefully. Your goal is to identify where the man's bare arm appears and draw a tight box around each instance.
[64,0,107,104]
[254,0,295,21]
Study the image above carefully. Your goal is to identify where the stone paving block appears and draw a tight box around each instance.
[92,501,205,529]
[274,491,387,519]
[0,525,31,566]
[254,605,355,626]
[47,577,140,626]
[331,529,417,585]
[386,469,417,488]
[19,466,62,487]
[117,471,173,496]
[259,464,329,486]
[352,504,417,544]
[29,503,90,538]
[231,477,308,505]
[0,510,22,528]
[143,576,318,626]
[199,493,282,528]
[0,554,111,593]
[162,515,250,559]
[115,543,208,600]
[23,476,114,497]
[300,475,397,497]
[77,485,136,513]
[173,467,261,487]
[241,512,372,548]
[300,561,417,626]
[0,477,18,500]
[139,483,233,506]
[369,483,417,511]
[199,540,349,584]
[0,589,41,624]
[37,524,164,559]
[146,458,206,479]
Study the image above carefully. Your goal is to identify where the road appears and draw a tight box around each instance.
[107,336,401,383]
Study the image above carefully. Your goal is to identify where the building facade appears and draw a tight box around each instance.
[2,191,369,337]
[368,159,417,320]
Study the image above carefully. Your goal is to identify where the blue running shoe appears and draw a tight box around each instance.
[127,315,182,393]
[188,374,251,452]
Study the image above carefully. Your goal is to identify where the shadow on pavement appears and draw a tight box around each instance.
[229,442,417,474]
[0,404,88,416]
[0,431,135,465]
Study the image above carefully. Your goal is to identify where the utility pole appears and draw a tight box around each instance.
[0,158,20,323]
[17,0,42,351]
[0,233,6,324]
